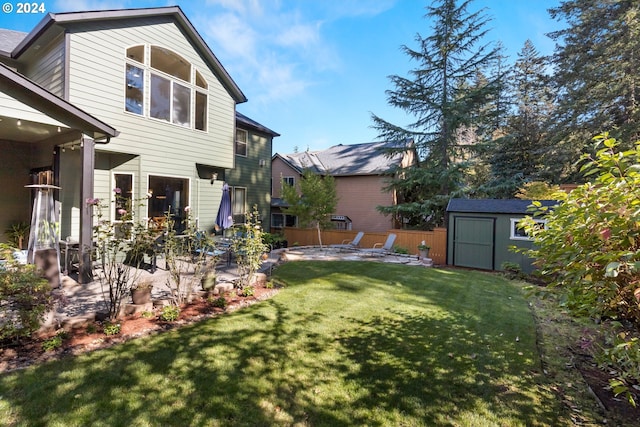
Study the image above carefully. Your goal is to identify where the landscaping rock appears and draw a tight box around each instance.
[123,302,154,316]
[213,282,234,295]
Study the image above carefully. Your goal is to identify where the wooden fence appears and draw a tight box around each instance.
[280,227,447,265]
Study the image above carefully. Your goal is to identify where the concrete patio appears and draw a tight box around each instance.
[44,246,433,332]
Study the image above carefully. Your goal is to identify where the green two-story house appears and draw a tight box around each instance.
[0,6,275,281]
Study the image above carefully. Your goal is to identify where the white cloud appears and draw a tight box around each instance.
[276,22,321,49]
[204,13,259,61]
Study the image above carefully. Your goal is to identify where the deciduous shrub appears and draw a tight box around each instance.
[523,134,640,323]
[42,330,68,351]
[0,260,52,342]
[160,305,180,322]
[522,133,640,405]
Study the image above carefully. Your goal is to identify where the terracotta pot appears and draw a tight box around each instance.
[131,288,152,305]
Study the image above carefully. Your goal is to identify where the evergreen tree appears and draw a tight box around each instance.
[371,0,499,228]
[482,40,553,197]
[545,0,640,181]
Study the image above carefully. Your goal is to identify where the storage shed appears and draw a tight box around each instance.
[446,199,557,273]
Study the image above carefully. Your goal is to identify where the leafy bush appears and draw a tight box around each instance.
[393,246,409,254]
[501,261,524,280]
[239,286,255,297]
[42,330,68,352]
[232,206,268,287]
[522,134,640,324]
[160,305,180,322]
[522,133,640,405]
[0,262,52,341]
[140,310,154,319]
[103,322,121,336]
[209,296,227,309]
[262,233,287,250]
[597,331,640,407]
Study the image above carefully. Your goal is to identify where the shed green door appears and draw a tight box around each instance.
[453,217,495,270]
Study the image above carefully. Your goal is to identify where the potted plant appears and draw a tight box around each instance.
[131,280,154,305]
[417,241,430,259]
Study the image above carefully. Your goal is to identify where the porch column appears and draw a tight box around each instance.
[79,135,95,284]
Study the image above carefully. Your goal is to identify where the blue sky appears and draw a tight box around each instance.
[0,0,562,155]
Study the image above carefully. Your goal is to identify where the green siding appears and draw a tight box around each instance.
[448,212,539,273]
[226,130,273,230]
[60,17,236,233]
[23,33,65,97]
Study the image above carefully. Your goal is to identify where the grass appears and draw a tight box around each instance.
[0,261,575,426]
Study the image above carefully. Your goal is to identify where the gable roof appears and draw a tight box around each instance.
[446,198,558,214]
[0,61,117,142]
[236,111,280,137]
[0,29,26,56]
[2,6,246,104]
[275,140,414,176]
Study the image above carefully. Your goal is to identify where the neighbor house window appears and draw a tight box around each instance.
[124,45,208,131]
[510,218,547,241]
[236,129,248,156]
[282,176,295,187]
[271,213,297,228]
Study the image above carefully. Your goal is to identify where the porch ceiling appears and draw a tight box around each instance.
[0,115,78,144]
[0,62,117,143]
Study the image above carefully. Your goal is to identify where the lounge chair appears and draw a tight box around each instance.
[359,233,397,256]
[330,231,364,250]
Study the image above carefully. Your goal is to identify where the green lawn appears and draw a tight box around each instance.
[0,261,565,426]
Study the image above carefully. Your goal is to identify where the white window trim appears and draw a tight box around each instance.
[232,186,247,215]
[123,44,209,132]
[510,217,547,241]
[111,172,135,224]
[236,128,248,157]
[145,173,192,221]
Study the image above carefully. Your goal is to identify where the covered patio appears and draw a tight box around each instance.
[0,62,117,284]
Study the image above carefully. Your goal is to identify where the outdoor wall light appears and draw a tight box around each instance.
[210,172,218,184]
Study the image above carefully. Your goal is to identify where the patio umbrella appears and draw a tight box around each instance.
[215,183,233,231]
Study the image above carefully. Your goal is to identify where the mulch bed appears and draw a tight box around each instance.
[0,286,279,373]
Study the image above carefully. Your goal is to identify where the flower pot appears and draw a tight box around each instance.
[131,287,152,305]
[419,249,430,259]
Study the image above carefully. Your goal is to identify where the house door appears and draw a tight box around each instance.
[452,216,495,270]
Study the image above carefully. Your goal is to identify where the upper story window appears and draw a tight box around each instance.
[124,45,208,131]
[236,128,248,156]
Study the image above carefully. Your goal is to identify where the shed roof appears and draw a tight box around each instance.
[446,198,558,214]
[275,140,413,176]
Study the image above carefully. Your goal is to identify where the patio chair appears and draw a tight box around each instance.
[329,231,365,251]
[359,233,397,256]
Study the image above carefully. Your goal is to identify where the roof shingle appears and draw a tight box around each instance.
[277,140,413,176]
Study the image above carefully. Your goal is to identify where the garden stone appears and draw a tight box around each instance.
[213,282,234,295]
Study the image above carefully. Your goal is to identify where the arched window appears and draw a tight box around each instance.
[124,45,208,131]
